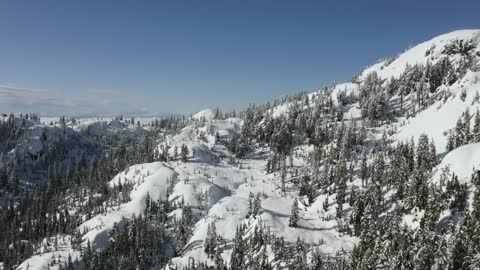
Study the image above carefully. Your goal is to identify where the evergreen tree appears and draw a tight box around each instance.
[474,109,480,142]
[181,144,190,162]
[253,193,262,217]
[291,238,308,270]
[230,226,246,270]
[289,197,300,228]
[205,222,218,258]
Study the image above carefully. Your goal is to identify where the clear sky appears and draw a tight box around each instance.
[0,0,479,116]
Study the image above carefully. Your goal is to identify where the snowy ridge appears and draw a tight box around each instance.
[192,109,216,121]
[360,29,480,80]
[82,162,177,250]
[269,82,360,119]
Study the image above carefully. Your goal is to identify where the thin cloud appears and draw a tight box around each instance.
[0,84,154,117]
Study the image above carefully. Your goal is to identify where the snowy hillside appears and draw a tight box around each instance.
[432,142,480,185]
[192,109,216,121]
[359,30,480,80]
[7,29,480,270]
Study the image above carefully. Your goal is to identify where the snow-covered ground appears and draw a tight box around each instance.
[16,235,81,270]
[432,142,480,185]
[166,143,358,268]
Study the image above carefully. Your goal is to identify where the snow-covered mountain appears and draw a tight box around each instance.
[0,115,151,204]
[7,29,480,270]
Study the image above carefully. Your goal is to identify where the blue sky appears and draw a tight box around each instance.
[0,0,479,116]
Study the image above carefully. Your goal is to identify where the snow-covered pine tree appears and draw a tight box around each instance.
[289,197,300,227]
[230,226,246,270]
[204,222,218,258]
[180,144,189,162]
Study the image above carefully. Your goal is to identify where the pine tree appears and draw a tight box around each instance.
[429,139,438,169]
[360,153,369,186]
[449,214,470,270]
[446,130,457,152]
[246,192,254,218]
[174,145,179,159]
[299,175,315,205]
[463,108,472,142]
[414,230,436,269]
[421,186,441,231]
[455,117,466,148]
[230,226,245,270]
[310,247,323,270]
[289,197,300,227]
[205,222,218,259]
[7,166,19,194]
[460,88,467,101]
[291,237,307,270]
[253,193,262,217]
[181,144,189,162]
[473,109,480,142]
[432,236,449,270]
